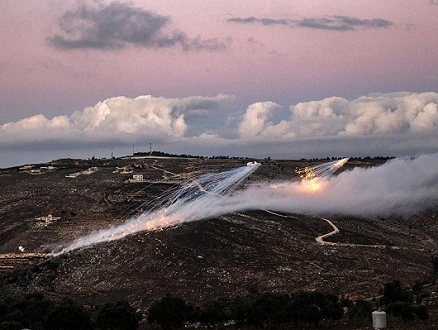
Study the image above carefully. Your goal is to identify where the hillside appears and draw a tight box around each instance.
[1,156,438,327]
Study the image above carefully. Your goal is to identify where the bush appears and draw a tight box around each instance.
[383,280,412,304]
[347,300,372,322]
[0,321,23,330]
[386,302,415,321]
[96,301,139,330]
[147,294,190,329]
[45,300,93,330]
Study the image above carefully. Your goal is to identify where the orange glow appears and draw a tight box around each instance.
[296,179,325,194]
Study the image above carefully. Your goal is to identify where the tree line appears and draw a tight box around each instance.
[0,279,430,330]
[147,279,430,329]
[0,294,138,330]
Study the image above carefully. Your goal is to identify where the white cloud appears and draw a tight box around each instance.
[237,101,281,138]
[0,94,231,144]
[1,92,438,166]
[70,96,188,136]
[238,92,438,139]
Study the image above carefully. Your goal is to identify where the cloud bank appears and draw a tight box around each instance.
[48,1,225,51]
[1,92,438,166]
[227,15,393,31]
[1,95,230,145]
[238,92,438,139]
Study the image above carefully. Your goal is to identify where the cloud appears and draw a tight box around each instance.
[0,94,231,146]
[298,16,393,31]
[2,92,438,167]
[48,1,225,51]
[227,17,290,26]
[238,92,438,139]
[227,15,393,31]
[237,102,281,138]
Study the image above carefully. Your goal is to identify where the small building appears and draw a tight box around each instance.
[35,214,61,224]
[129,174,145,182]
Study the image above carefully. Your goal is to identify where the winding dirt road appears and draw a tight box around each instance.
[315,217,403,250]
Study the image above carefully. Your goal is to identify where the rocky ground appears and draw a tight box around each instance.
[1,155,438,328]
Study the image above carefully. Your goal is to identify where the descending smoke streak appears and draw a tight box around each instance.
[54,162,261,255]
[53,153,438,256]
[232,153,438,218]
[296,158,349,181]
[293,157,349,193]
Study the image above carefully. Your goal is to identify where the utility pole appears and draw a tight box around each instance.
[149,143,152,156]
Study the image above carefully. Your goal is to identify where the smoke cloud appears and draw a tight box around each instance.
[232,153,438,218]
[54,154,438,255]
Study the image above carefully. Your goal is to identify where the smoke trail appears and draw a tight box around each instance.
[54,162,260,255]
[54,153,438,255]
[229,153,438,218]
[296,158,349,181]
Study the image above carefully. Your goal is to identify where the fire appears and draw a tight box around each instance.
[294,158,348,194]
[296,178,325,194]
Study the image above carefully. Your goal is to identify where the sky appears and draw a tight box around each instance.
[1,0,438,167]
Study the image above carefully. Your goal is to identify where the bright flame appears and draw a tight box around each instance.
[294,158,348,193]
[53,162,261,255]
[296,158,349,181]
[296,179,325,194]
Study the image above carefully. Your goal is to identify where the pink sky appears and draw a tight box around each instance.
[1,0,438,166]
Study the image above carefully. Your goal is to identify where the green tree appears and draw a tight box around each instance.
[347,300,372,323]
[383,280,412,304]
[96,301,139,330]
[45,300,92,330]
[197,298,232,328]
[0,320,23,330]
[147,294,189,329]
[415,305,429,320]
[290,291,324,326]
[386,302,415,321]
[230,292,293,327]
[14,292,54,330]
[322,294,344,322]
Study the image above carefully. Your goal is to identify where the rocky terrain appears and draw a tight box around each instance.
[1,155,438,327]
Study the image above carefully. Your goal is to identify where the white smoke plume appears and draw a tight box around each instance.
[230,153,438,218]
[54,154,438,255]
[54,162,261,255]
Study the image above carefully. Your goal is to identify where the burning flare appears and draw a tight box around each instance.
[295,158,349,193]
[53,162,260,255]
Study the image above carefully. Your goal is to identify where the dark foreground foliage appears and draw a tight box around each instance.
[0,294,139,330]
[0,279,430,329]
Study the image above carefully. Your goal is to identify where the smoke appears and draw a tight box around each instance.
[54,162,261,255]
[232,153,438,218]
[53,153,438,255]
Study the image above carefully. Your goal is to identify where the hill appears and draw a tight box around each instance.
[1,155,438,328]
